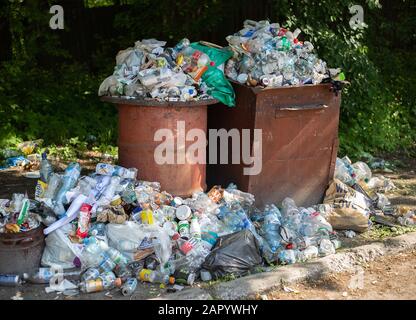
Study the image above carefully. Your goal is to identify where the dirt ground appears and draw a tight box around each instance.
[265,250,416,300]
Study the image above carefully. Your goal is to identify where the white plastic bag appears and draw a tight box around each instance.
[107,221,172,264]
[41,224,83,269]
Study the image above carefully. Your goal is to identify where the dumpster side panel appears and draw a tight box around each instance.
[118,104,208,197]
[249,84,340,206]
[207,83,341,207]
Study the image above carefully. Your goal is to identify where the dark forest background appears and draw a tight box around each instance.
[0,0,415,158]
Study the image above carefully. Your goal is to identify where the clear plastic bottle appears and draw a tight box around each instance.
[23,267,81,284]
[261,204,282,253]
[297,245,319,262]
[43,173,62,200]
[319,238,335,256]
[139,269,175,285]
[40,152,53,183]
[79,276,122,293]
[121,278,138,296]
[219,203,252,232]
[95,163,137,180]
[278,249,298,265]
[54,162,81,206]
[190,216,201,240]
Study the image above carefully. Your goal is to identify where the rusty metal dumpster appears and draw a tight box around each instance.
[102,97,218,197]
[0,226,45,275]
[207,82,341,207]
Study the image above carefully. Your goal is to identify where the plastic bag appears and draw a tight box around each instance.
[323,179,371,232]
[190,42,235,107]
[107,222,171,264]
[201,229,263,279]
[41,224,83,269]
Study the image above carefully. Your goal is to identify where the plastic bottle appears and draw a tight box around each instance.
[139,269,175,285]
[95,163,137,180]
[167,38,190,59]
[299,210,333,237]
[79,276,122,293]
[97,176,121,206]
[219,203,252,232]
[261,204,282,252]
[81,268,101,282]
[43,173,62,200]
[352,161,372,182]
[334,157,355,186]
[121,278,138,296]
[16,198,30,226]
[81,237,109,269]
[106,247,129,266]
[23,268,81,284]
[278,249,298,265]
[297,246,319,262]
[190,216,201,240]
[54,162,81,207]
[319,238,335,256]
[76,203,92,239]
[0,274,22,286]
[40,152,53,183]
[177,47,211,81]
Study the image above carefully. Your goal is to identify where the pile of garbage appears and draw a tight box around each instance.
[0,140,42,171]
[0,153,344,294]
[1,152,412,295]
[224,19,344,87]
[98,39,235,106]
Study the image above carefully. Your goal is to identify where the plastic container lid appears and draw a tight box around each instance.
[176,205,191,220]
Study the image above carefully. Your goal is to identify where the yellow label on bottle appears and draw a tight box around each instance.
[139,269,153,282]
[141,209,154,225]
[86,279,104,293]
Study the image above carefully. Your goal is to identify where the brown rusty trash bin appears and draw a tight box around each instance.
[207,82,341,207]
[0,226,45,275]
[101,97,218,197]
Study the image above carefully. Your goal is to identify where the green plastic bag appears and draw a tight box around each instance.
[190,42,235,107]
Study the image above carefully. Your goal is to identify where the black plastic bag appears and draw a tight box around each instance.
[201,229,263,279]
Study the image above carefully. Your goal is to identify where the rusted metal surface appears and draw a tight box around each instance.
[103,97,218,197]
[207,82,341,207]
[0,226,45,275]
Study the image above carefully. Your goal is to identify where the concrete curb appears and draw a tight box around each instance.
[155,231,416,300]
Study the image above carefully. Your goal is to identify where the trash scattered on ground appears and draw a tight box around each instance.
[0,149,408,298]
[283,286,299,294]
[99,39,235,106]
[224,19,343,88]
[10,291,24,300]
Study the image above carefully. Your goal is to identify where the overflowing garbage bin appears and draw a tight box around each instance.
[208,82,341,207]
[102,96,218,197]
